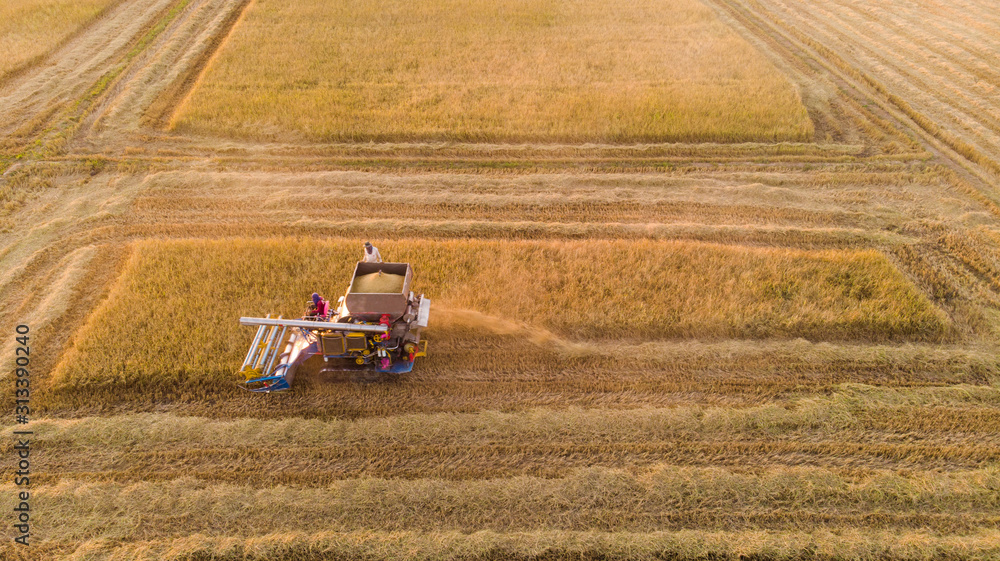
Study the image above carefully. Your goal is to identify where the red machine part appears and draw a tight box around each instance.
[378,314,392,341]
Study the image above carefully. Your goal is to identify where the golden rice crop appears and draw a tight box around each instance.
[0,0,114,79]
[170,0,813,143]
[49,237,946,390]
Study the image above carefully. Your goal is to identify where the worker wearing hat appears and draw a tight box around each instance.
[363,241,383,263]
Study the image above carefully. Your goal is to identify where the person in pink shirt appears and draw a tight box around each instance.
[309,292,329,320]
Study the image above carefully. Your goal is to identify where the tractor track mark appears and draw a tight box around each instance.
[772,0,1000,164]
[704,0,914,151]
[40,366,991,418]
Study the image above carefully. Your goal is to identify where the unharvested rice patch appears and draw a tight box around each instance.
[171,0,813,142]
[49,238,946,390]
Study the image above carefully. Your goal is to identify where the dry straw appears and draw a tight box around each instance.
[4,466,1000,539]
[4,528,1000,560]
[20,384,1000,451]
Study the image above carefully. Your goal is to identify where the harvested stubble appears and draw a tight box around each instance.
[741,0,1000,172]
[4,466,1000,539]
[4,530,1000,561]
[171,0,813,142]
[39,336,997,415]
[15,385,1000,484]
[24,385,1000,451]
[48,238,946,393]
[0,0,114,79]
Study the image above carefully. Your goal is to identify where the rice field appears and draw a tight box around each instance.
[169,0,813,142]
[48,237,946,392]
[8,464,1000,536]
[8,382,1000,558]
[12,166,1000,559]
[4,0,1000,558]
[0,0,115,80]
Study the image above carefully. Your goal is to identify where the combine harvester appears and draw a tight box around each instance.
[237,262,430,392]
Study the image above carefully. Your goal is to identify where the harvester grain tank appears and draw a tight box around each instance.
[237,261,430,392]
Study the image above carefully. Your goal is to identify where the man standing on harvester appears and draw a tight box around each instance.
[363,241,383,263]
